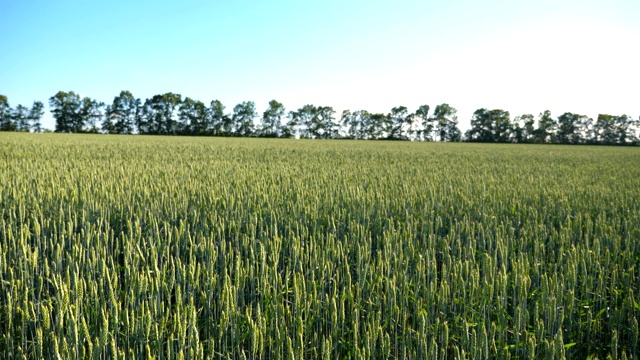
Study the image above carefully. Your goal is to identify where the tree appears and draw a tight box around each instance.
[208,100,229,136]
[138,93,182,135]
[139,96,162,134]
[413,105,433,141]
[231,101,257,137]
[179,97,208,135]
[365,113,388,140]
[557,112,591,144]
[340,110,356,139]
[314,106,338,139]
[259,100,285,137]
[466,108,511,143]
[50,91,83,133]
[466,108,490,142]
[387,106,412,140]
[595,114,638,145]
[29,101,44,133]
[613,115,636,145]
[13,104,31,132]
[287,108,305,138]
[445,122,462,142]
[0,95,12,131]
[289,105,337,139]
[161,93,183,135]
[433,103,460,142]
[340,110,370,140]
[102,106,116,134]
[513,114,536,143]
[280,111,296,139]
[105,91,140,134]
[289,105,313,138]
[1,97,45,133]
[509,115,524,143]
[493,110,512,142]
[534,110,556,143]
[594,114,615,145]
[81,97,104,133]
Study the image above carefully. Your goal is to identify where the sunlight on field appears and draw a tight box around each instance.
[1,133,639,358]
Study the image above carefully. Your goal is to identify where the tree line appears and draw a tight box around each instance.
[1,91,638,145]
[466,109,639,146]
[45,91,462,141]
[0,95,44,133]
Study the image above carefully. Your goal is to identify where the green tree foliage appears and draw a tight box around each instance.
[509,115,523,143]
[138,93,182,135]
[595,114,638,145]
[340,110,370,140]
[466,108,511,143]
[50,91,83,133]
[288,105,311,139]
[314,106,338,139]
[595,114,617,145]
[179,97,208,135]
[556,112,592,144]
[232,101,258,137]
[414,104,434,141]
[104,91,140,134]
[49,91,104,133]
[258,100,285,138]
[365,113,387,140]
[512,114,536,143]
[340,109,357,139]
[81,97,105,133]
[12,105,30,132]
[386,106,412,140]
[208,99,229,136]
[29,101,45,133]
[0,96,45,132]
[612,115,636,145]
[138,97,158,134]
[433,103,461,142]
[0,95,12,131]
[5,90,640,144]
[289,105,338,139]
[466,108,489,142]
[534,110,556,143]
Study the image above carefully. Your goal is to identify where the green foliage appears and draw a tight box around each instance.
[288,105,338,139]
[232,101,258,137]
[0,96,45,133]
[1,133,639,359]
[138,93,183,135]
[259,100,286,138]
[105,91,140,135]
[5,90,640,145]
[29,101,45,133]
[433,103,461,142]
[466,108,512,143]
[50,91,104,133]
[0,95,11,131]
[557,112,591,145]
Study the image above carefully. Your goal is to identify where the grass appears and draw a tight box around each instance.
[1,132,639,359]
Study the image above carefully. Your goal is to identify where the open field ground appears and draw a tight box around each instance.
[1,133,640,359]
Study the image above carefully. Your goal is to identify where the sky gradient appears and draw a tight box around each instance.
[2,0,639,130]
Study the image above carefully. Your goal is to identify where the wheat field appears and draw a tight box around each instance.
[1,133,639,359]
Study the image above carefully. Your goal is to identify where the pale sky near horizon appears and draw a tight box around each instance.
[1,0,639,131]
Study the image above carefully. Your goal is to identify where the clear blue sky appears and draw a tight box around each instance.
[2,0,639,130]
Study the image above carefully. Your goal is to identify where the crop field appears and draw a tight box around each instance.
[1,133,639,359]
